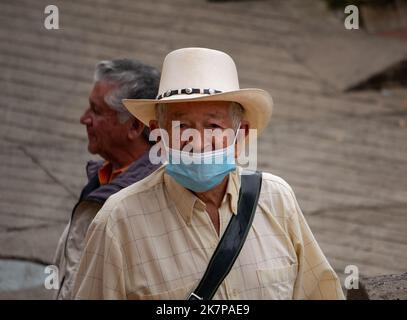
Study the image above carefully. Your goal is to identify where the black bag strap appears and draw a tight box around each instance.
[188,170,262,300]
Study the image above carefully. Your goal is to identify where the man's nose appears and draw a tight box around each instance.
[80,108,92,125]
[188,130,214,152]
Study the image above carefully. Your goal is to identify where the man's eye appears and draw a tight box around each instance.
[209,123,221,129]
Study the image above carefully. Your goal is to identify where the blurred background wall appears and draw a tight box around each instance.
[0,0,406,299]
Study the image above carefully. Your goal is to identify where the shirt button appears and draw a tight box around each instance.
[232,289,239,297]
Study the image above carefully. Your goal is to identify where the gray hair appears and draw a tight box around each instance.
[155,101,244,130]
[94,59,160,140]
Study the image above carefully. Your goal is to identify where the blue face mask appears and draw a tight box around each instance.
[163,126,239,193]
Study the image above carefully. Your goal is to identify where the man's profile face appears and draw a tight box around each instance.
[163,101,237,152]
[80,81,130,158]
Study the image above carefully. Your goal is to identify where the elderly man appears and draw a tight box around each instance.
[53,59,161,299]
[72,48,345,300]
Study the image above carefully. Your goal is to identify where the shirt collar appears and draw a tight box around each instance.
[98,161,130,185]
[224,169,240,215]
[163,169,240,225]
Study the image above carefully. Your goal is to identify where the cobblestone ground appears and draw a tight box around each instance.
[0,0,406,299]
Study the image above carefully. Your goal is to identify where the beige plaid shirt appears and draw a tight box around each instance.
[72,166,344,300]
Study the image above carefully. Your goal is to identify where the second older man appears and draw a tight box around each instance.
[53,59,161,299]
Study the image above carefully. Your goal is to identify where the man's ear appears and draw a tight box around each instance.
[127,119,144,140]
[240,120,250,139]
[149,120,162,143]
[235,120,250,158]
[149,120,159,131]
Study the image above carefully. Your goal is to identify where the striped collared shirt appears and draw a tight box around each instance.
[73,166,344,300]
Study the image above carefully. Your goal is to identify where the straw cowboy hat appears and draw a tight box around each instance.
[123,47,273,134]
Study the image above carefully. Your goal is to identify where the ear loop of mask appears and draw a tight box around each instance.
[158,127,170,163]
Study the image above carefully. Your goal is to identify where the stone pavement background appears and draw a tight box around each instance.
[0,0,406,299]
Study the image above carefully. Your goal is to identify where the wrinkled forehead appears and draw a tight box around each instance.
[166,101,232,121]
